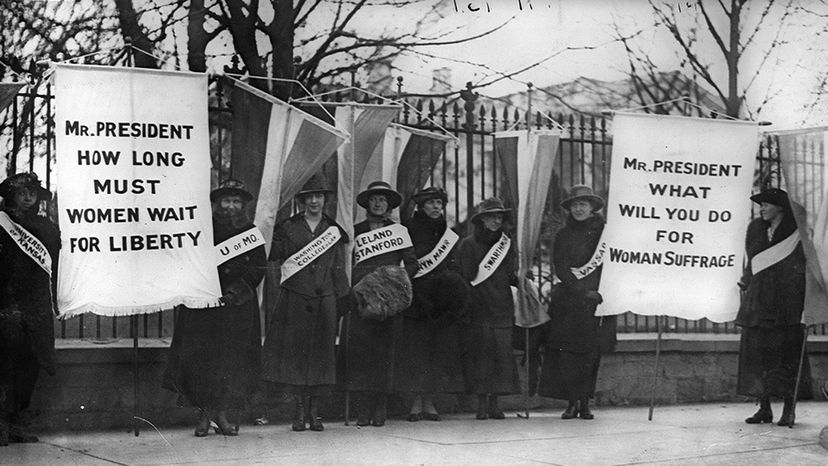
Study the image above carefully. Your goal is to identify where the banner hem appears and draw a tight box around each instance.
[59,297,223,319]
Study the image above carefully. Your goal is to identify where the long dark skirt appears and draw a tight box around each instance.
[163,303,261,410]
[340,314,400,394]
[737,325,812,399]
[0,327,39,421]
[394,316,464,394]
[538,349,600,400]
[462,324,519,395]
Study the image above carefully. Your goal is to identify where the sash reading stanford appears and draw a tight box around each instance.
[65,120,194,139]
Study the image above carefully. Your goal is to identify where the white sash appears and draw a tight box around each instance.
[353,223,413,265]
[280,226,342,284]
[552,236,607,284]
[414,228,459,279]
[0,211,52,275]
[751,229,800,275]
[471,233,511,287]
[216,226,265,266]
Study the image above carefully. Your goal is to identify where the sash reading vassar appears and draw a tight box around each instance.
[0,211,52,275]
[751,229,800,275]
[552,234,607,284]
[414,228,459,279]
[280,226,342,284]
[470,232,511,287]
[353,223,413,265]
[216,226,266,266]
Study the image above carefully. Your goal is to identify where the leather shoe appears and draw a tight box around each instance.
[488,410,505,420]
[777,411,795,427]
[356,416,371,427]
[579,402,594,420]
[475,412,488,420]
[561,402,578,420]
[309,417,324,432]
[407,413,422,422]
[194,417,210,437]
[745,409,773,424]
[421,412,441,422]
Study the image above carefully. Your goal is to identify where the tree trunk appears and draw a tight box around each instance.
[187,0,208,72]
[114,0,158,68]
[726,0,742,118]
[269,0,295,100]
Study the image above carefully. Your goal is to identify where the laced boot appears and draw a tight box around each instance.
[372,394,387,427]
[308,396,324,432]
[291,396,306,432]
[777,397,795,427]
[561,400,579,420]
[579,398,594,420]
[745,398,773,424]
[476,395,488,420]
[356,392,372,427]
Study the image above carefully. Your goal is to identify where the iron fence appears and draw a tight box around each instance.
[2,75,823,339]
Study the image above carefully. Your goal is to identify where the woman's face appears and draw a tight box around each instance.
[302,192,325,215]
[480,212,503,231]
[570,199,594,221]
[218,195,245,214]
[421,198,444,219]
[760,202,783,223]
[368,194,389,216]
[14,187,38,211]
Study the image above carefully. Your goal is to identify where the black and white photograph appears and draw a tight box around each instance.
[1,0,828,464]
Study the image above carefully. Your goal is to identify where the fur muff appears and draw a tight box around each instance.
[353,265,413,320]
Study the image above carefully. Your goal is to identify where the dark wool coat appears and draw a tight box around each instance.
[393,210,467,394]
[261,213,348,390]
[0,209,59,419]
[540,213,615,401]
[163,219,266,410]
[456,225,520,395]
[545,214,616,354]
[340,219,417,393]
[735,215,811,398]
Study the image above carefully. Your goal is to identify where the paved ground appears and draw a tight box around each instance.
[2,402,826,465]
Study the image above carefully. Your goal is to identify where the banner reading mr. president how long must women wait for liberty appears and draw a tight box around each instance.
[55,64,222,317]
[596,112,759,321]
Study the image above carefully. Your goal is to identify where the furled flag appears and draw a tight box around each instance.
[496,129,561,328]
[776,127,828,326]
[0,82,24,113]
[228,79,349,255]
[359,123,456,221]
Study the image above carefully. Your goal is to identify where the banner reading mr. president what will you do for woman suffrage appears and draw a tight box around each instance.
[596,113,759,322]
[55,64,222,317]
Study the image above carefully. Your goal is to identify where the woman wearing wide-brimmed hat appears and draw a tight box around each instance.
[736,188,812,427]
[456,197,520,420]
[261,174,349,432]
[163,179,267,437]
[0,172,59,446]
[538,184,616,420]
[394,187,469,422]
[341,181,418,427]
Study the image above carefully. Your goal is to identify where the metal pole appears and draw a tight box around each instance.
[132,314,140,436]
[789,326,810,429]
[648,315,663,421]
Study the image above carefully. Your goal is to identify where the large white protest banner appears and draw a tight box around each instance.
[596,112,758,321]
[55,64,222,317]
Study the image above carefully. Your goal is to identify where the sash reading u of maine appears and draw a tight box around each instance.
[216,227,265,266]
[353,223,413,264]
[415,228,459,278]
[471,232,510,286]
[280,226,342,283]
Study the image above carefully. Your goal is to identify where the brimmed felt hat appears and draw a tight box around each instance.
[296,173,333,198]
[0,172,51,202]
[210,179,253,203]
[561,184,605,211]
[750,188,789,207]
[357,181,402,210]
[413,186,448,206]
[471,197,511,224]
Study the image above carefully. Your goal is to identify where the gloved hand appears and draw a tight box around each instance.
[220,291,240,306]
[584,290,603,304]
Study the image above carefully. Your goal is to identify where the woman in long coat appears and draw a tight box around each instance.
[163,179,266,437]
[539,185,616,420]
[736,188,811,427]
[394,187,468,422]
[261,175,349,432]
[342,181,417,427]
[456,197,520,420]
[0,173,59,446]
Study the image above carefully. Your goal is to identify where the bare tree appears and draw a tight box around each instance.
[615,0,799,118]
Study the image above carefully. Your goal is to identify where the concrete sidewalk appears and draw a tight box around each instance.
[2,402,826,465]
